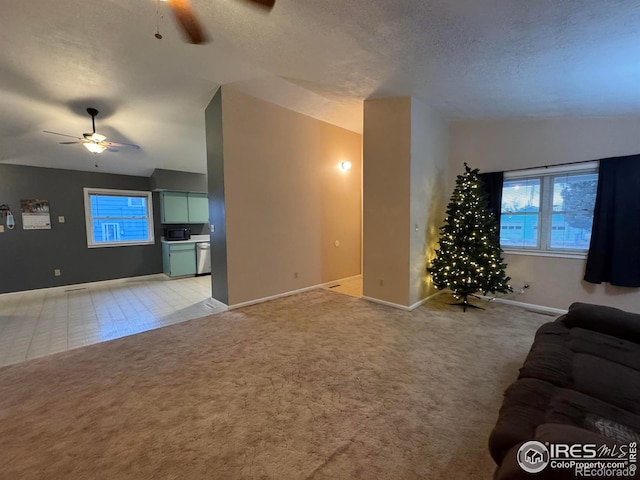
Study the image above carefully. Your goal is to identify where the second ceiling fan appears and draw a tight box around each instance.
[44,108,140,155]
[166,0,276,45]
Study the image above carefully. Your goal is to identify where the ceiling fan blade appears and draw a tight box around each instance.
[167,0,210,45]
[59,142,81,145]
[243,0,275,10]
[43,131,82,140]
[104,141,140,150]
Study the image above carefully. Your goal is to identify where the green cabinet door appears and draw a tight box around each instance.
[163,242,196,277]
[187,193,209,223]
[160,192,189,224]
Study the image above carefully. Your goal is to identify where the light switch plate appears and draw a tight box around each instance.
[58,216,65,223]
[0,225,4,233]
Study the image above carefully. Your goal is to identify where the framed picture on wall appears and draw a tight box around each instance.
[21,199,51,230]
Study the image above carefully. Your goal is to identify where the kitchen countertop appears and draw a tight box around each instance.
[160,235,210,244]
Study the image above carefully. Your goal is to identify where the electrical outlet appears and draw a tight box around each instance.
[54,269,61,277]
[58,216,65,223]
[210,224,215,233]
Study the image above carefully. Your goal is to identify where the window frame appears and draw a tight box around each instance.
[500,162,599,257]
[83,187,155,248]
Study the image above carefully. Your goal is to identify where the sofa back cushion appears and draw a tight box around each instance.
[562,303,640,343]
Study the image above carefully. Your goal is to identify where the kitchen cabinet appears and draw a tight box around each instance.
[160,191,209,224]
[187,193,209,223]
[160,191,189,224]
[162,242,196,277]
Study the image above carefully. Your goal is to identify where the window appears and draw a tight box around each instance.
[500,163,598,253]
[83,188,154,248]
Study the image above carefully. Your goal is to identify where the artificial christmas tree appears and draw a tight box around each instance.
[428,163,511,311]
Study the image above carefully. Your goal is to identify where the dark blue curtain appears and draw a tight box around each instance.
[584,154,640,287]
[479,171,504,228]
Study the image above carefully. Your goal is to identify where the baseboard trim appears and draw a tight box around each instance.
[409,290,447,310]
[479,296,567,315]
[228,274,363,310]
[324,274,362,286]
[0,273,168,298]
[362,290,444,311]
[361,296,411,311]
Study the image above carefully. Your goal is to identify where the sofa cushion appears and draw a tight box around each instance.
[520,349,640,414]
[563,302,640,343]
[520,321,640,412]
[518,338,573,386]
[534,321,640,371]
[489,378,555,463]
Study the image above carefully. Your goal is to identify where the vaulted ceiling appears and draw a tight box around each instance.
[2,0,640,176]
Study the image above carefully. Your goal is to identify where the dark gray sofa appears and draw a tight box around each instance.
[489,303,640,479]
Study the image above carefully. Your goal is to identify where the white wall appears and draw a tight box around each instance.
[363,97,449,308]
[221,87,362,306]
[409,98,449,306]
[362,97,412,306]
[449,117,640,311]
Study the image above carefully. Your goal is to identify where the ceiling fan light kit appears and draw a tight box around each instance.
[85,133,106,143]
[43,107,140,157]
[84,142,107,154]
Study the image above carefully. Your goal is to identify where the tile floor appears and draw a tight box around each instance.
[323,275,363,298]
[0,275,225,368]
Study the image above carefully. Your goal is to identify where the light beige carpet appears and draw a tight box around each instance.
[0,289,551,479]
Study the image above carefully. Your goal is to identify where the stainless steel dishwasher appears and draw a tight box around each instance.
[196,242,211,275]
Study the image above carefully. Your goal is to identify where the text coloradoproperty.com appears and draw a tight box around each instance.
[551,461,630,469]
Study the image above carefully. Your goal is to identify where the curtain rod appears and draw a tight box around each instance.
[497,158,599,174]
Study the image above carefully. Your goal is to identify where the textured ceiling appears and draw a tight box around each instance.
[2,0,640,176]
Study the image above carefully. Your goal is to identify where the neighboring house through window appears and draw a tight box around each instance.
[83,188,154,248]
[499,162,598,254]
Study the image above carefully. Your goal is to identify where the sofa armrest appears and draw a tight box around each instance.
[561,303,640,343]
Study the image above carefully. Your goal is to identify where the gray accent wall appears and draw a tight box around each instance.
[205,88,229,305]
[0,164,162,294]
[150,168,208,193]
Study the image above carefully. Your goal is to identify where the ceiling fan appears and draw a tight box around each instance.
[164,0,276,45]
[44,108,140,155]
